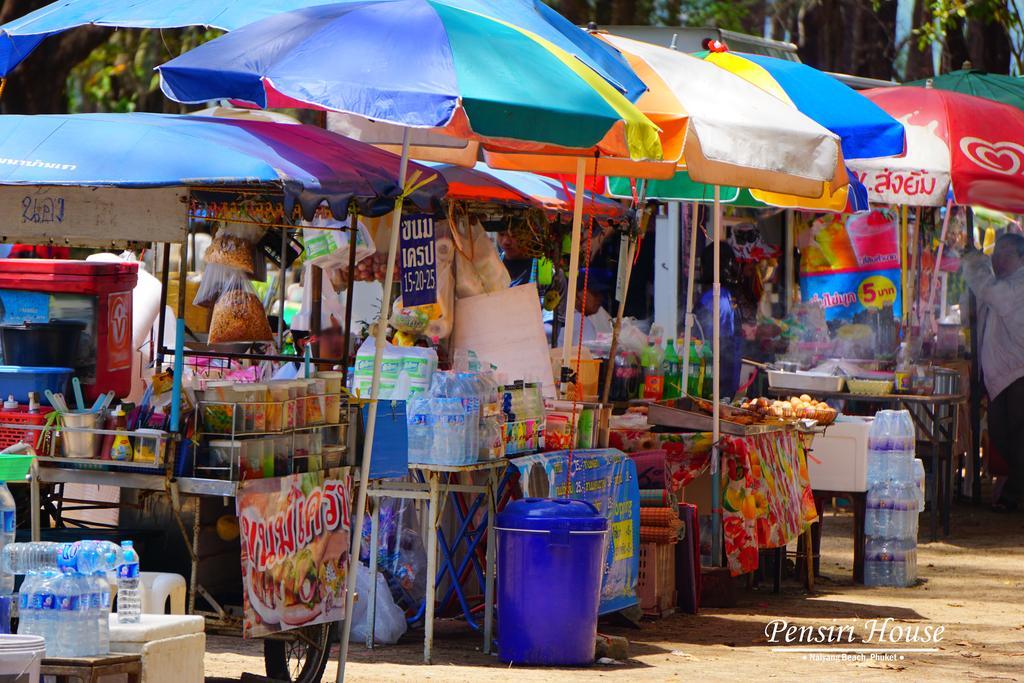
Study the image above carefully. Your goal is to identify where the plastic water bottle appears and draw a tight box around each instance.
[456,373,480,462]
[430,398,467,466]
[406,397,434,465]
[94,572,111,655]
[878,539,894,586]
[864,538,880,586]
[117,541,141,624]
[33,571,58,645]
[866,481,894,537]
[16,572,38,636]
[0,482,15,595]
[53,568,81,656]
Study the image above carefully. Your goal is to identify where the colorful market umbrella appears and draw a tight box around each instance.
[906,69,1024,112]
[698,46,906,161]
[848,86,1024,212]
[0,112,445,218]
[434,162,627,220]
[157,2,659,161]
[489,32,848,199]
[0,0,645,100]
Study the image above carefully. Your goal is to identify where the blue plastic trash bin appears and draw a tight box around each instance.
[496,497,608,666]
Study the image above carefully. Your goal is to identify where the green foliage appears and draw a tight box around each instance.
[67,28,222,114]
[916,0,1024,71]
[681,0,759,31]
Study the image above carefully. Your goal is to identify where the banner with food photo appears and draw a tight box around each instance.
[237,468,353,637]
[797,209,902,321]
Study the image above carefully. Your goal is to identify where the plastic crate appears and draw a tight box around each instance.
[638,541,677,617]
[0,408,52,450]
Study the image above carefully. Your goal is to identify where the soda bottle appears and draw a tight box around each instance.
[662,339,682,400]
[641,338,664,400]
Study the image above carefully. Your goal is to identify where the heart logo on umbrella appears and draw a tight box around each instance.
[960,137,1024,176]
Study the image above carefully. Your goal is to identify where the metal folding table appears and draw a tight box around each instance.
[365,460,514,663]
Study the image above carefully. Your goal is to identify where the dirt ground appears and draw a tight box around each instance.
[203,501,1024,682]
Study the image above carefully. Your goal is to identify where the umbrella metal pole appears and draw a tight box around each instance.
[342,211,359,370]
[337,128,411,682]
[711,186,722,568]
[559,157,588,396]
[680,202,700,400]
[279,225,288,346]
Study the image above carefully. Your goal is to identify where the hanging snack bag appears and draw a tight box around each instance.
[207,268,275,344]
[205,222,267,277]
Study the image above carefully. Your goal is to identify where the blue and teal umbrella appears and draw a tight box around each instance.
[0,0,645,100]
[157,1,661,159]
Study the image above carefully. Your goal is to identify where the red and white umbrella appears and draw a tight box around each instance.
[849,86,1024,212]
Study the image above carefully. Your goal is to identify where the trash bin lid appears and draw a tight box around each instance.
[497,498,608,532]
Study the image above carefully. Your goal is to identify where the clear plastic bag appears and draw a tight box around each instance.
[203,266,274,343]
[204,222,267,276]
[349,563,408,645]
[194,263,239,308]
[359,497,427,610]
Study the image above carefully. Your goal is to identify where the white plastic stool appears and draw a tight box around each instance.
[139,572,187,615]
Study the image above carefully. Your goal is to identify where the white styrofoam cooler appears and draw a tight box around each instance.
[808,417,871,492]
[109,614,205,683]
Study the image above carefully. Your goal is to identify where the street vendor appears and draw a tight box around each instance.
[963,232,1024,512]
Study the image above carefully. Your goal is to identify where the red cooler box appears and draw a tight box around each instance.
[0,260,138,401]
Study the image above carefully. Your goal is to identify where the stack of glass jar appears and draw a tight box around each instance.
[195,372,348,480]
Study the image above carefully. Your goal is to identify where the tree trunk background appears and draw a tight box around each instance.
[0,0,111,114]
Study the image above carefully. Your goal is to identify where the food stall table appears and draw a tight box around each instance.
[610,428,818,579]
[366,460,514,664]
[41,654,142,683]
[768,389,963,540]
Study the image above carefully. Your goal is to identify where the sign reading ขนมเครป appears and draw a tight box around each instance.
[797,208,902,321]
[399,214,437,307]
[237,468,352,638]
[512,449,640,615]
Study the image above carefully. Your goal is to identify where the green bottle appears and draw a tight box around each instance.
[662,339,682,400]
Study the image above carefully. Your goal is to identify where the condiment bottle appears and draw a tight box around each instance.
[110,406,134,461]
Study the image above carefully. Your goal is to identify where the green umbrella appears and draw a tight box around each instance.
[905,69,1024,111]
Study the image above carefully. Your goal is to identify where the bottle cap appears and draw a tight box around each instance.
[3,395,17,410]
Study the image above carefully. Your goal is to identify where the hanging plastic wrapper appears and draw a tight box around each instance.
[302,210,376,270]
[451,214,511,299]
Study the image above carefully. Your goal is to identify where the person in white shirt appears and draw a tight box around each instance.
[963,232,1024,512]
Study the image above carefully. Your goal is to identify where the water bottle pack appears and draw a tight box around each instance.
[407,370,511,466]
[864,410,921,588]
[4,539,138,656]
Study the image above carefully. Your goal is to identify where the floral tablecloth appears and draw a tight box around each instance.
[610,429,818,576]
